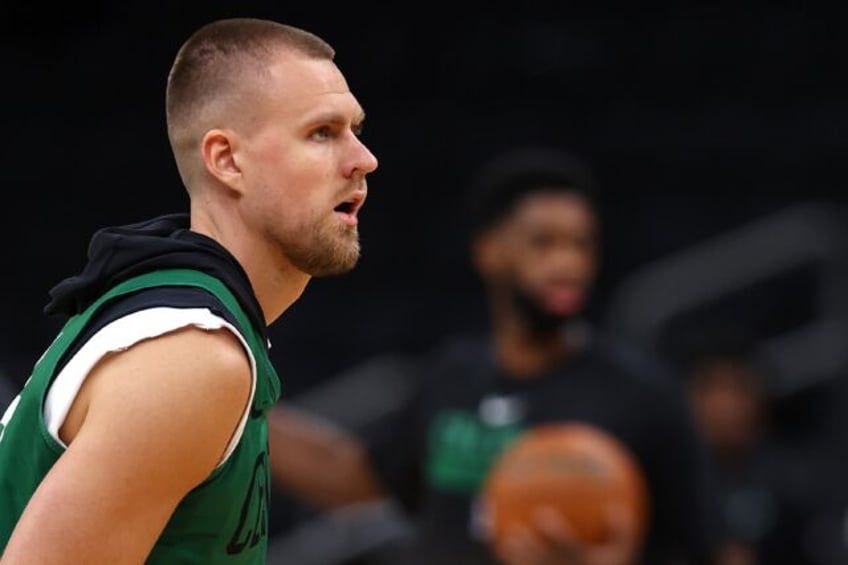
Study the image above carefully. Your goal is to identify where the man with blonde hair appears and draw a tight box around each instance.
[0,17,377,564]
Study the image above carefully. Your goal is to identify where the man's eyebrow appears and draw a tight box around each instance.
[306,110,366,128]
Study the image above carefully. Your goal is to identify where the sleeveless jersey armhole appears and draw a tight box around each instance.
[43,307,257,467]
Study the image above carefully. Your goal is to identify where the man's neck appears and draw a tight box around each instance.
[190,211,310,325]
[493,320,584,379]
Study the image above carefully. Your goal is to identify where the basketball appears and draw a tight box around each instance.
[480,422,649,548]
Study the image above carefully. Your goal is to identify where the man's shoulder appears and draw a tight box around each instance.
[98,285,238,334]
[58,285,242,374]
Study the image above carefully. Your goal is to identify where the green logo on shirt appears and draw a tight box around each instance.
[426,409,525,493]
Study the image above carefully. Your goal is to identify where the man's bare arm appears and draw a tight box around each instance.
[1,327,251,564]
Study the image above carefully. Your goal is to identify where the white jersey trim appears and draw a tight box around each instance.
[43,307,257,467]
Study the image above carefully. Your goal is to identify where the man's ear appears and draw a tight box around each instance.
[471,231,504,278]
[201,128,244,194]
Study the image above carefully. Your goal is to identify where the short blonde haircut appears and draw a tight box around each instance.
[165,18,335,184]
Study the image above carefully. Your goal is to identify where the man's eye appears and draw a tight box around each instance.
[312,126,333,140]
[529,233,554,249]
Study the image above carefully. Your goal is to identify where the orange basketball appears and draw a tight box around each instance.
[480,422,649,549]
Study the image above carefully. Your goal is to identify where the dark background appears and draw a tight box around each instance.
[1,3,846,395]
[3,4,848,563]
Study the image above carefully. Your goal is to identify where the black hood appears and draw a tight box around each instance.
[44,213,267,337]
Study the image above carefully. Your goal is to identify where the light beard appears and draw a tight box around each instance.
[281,221,361,277]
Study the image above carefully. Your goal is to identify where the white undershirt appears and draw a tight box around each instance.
[43,307,257,467]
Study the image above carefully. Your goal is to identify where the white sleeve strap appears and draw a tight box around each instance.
[44,307,257,467]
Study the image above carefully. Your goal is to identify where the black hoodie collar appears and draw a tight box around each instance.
[44,213,267,339]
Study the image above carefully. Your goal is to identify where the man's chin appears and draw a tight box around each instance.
[521,302,574,334]
[511,290,583,335]
[289,244,359,277]
[528,312,574,335]
[541,304,583,321]
[310,262,357,278]
[310,251,360,277]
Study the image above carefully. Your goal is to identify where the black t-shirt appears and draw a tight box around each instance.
[360,329,724,565]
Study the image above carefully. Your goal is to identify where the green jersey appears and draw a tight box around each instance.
[0,269,281,563]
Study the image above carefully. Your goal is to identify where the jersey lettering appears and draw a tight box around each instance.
[226,451,269,554]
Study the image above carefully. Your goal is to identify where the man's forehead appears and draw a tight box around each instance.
[265,51,345,89]
[263,56,360,108]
